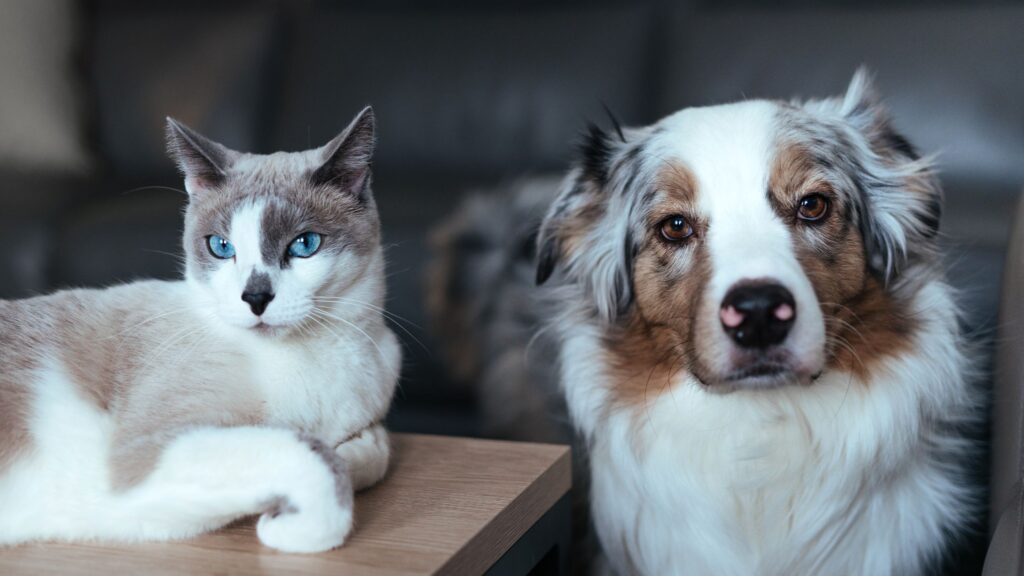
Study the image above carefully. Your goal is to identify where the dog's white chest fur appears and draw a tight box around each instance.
[566,282,972,576]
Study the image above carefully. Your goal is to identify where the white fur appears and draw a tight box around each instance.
[566,284,970,576]
[0,368,350,551]
[555,101,972,574]
[0,252,400,553]
[206,200,270,328]
[336,422,391,491]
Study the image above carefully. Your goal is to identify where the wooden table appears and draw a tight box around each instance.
[0,434,572,575]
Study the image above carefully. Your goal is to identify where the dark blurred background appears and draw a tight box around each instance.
[0,2,1021,569]
[4,0,1020,430]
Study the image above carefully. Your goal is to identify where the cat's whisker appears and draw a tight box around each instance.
[311,297,417,327]
[309,308,399,379]
[141,249,186,263]
[383,267,411,280]
[107,307,196,340]
[307,311,397,379]
[138,307,219,369]
[120,184,188,197]
[311,296,428,353]
[134,323,209,377]
[311,296,417,324]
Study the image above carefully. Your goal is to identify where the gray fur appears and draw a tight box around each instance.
[299,433,354,509]
[780,69,942,286]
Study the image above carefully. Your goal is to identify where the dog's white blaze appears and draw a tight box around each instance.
[651,101,825,375]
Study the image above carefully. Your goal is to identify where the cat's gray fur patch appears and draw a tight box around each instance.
[262,495,299,519]
[299,433,354,509]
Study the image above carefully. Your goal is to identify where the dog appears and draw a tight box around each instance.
[430,69,977,575]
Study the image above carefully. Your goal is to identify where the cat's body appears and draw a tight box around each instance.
[0,107,399,552]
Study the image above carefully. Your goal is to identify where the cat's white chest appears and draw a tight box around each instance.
[248,333,395,443]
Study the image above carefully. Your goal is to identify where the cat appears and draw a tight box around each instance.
[0,106,401,553]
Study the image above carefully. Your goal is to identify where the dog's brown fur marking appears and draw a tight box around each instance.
[826,277,914,381]
[770,140,916,383]
[605,162,710,407]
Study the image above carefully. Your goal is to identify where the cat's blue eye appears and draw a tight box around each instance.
[207,235,236,259]
[288,232,322,258]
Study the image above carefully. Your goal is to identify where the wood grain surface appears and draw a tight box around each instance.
[0,433,571,575]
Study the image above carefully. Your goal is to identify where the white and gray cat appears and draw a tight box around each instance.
[0,107,400,553]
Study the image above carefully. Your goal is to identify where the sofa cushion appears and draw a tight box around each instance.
[0,171,94,298]
[660,6,1024,188]
[49,182,186,289]
[275,4,656,175]
[90,1,280,178]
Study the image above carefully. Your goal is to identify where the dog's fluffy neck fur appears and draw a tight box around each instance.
[557,275,971,575]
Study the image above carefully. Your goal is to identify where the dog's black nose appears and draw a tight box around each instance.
[241,291,275,316]
[720,282,796,348]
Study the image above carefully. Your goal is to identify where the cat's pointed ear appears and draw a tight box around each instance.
[165,117,237,195]
[311,106,376,201]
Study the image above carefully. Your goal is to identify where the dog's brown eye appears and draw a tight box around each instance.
[797,194,830,222]
[659,215,694,242]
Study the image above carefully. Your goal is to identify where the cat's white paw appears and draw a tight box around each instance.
[335,423,390,491]
[256,436,354,553]
[255,497,352,553]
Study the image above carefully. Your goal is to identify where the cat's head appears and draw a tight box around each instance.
[167,107,382,336]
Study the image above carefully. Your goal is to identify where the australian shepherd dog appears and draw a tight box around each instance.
[430,70,976,575]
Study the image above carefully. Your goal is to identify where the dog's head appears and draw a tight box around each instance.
[536,70,941,392]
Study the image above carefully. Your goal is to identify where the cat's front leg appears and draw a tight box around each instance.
[334,422,390,491]
[118,426,353,553]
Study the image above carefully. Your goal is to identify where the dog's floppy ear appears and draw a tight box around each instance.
[839,68,942,283]
[536,123,636,322]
